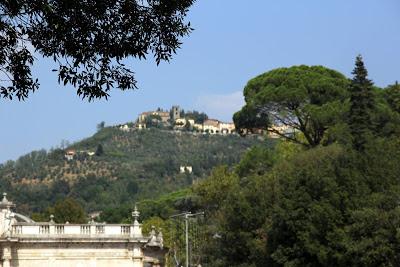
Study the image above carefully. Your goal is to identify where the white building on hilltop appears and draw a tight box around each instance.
[0,193,166,267]
[201,119,235,134]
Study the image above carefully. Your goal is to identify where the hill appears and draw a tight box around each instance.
[0,127,269,215]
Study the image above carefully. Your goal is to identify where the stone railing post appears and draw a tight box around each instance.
[90,219,96,237]
[131,205,142,238]
[49,215,55,235]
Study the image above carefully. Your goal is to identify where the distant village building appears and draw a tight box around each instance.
[174,118,186,127]
[119,124,131,132]
[202,119,220,133]
[136,123,146,130]
[138,112,148,123]
[180,166,193,174]
[0,193,166,267]
[219,122,236,134]
[156,112,170,123]
[171,106,180,121]
[65,150,96,160]
[64,150,75,161]
[174,118,194,129]
[202,119,235,134]
[138,111,169,124]
[193,123,203,132]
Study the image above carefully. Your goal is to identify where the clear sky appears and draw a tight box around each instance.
[0,0,399,163]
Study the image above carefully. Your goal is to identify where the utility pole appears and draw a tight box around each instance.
[170,211,204,267]
[185,213,189,267]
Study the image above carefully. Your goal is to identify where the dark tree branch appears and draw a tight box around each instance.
[0,0,196,101]
[267,128,308,147]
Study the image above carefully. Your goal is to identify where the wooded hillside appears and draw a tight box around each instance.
[0,127,267,215]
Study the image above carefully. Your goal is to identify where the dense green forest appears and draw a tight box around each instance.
[0,127,266,216]
[122,57,400,267]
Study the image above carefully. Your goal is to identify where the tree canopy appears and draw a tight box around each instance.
[194,134,400,267]
[384,81,400,113]
[53,198,86,223]
[193,57,400,266]
[234,65,350,147]
[31,197,86,223]
[0,0,195,100]
[348,55,376,151]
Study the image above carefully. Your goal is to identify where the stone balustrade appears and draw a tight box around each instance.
[0,193,166,267]
[11,223,145,238]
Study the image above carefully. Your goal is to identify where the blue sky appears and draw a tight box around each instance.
[1,0,399,163]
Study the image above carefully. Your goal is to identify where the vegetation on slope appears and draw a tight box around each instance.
[0,127,267,215]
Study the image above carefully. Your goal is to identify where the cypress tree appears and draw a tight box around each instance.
[95,144,104,156]
[348,55,375,151]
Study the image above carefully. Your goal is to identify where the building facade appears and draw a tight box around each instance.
[138,111,169,124]
[171,106,180,121]
[202,120,235,134]
[0,194,166,267]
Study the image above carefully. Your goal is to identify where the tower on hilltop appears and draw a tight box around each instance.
[171,105,180,120]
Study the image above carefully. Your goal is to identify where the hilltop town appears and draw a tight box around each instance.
[117,105,236,134]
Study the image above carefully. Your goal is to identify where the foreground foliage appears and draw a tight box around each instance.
[0,0,195,100]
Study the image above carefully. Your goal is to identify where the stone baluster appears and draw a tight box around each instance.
[90,216,96,236]
[49,214,55,235]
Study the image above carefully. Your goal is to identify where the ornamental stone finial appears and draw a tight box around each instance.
[0,192,15,210]
[131,205,142,237]
[132,205,140,223]
[49,214,55,223]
